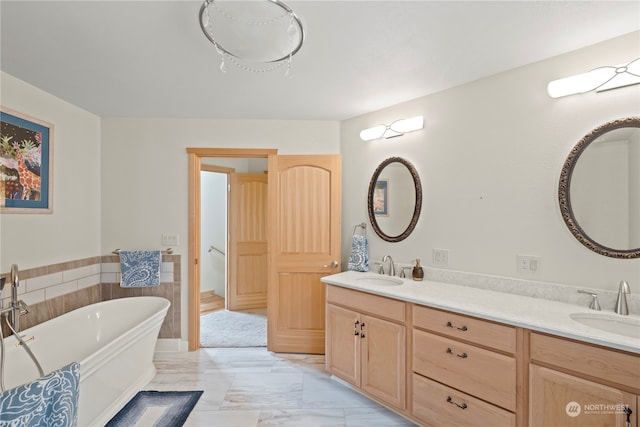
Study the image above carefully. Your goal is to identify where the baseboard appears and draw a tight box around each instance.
[154,338,188,353]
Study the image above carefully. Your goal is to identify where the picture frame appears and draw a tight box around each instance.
[373,179,388,216]
[1,107,53,214]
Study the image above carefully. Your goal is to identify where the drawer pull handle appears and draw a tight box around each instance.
[446,321,468,331]
[447,396,468,410]
[354,330,359,336]
[446,347,468,358]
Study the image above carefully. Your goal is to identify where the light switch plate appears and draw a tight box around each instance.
[161,233,179,246]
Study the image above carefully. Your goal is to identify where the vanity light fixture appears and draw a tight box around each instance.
[547,57,640,98]
[359,116,424,141]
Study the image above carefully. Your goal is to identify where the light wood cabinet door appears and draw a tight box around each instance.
[529,365,637,427]
[326,304,360,386]
[361,314,406,409]
[325,286,407,411]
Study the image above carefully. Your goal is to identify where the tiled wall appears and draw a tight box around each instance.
[0,255,181,339]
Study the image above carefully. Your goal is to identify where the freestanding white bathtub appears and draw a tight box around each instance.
[1,296,170,427]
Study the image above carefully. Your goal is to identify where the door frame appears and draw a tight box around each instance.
[187,148,277,351]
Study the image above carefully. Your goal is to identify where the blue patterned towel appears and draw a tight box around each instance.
[0,362,80,427]
[348,235,369,272]
[120,250,161,288]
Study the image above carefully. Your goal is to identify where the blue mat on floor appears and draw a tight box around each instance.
[105,390,203,427]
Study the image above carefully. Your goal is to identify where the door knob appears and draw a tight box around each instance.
[323,261,339,268]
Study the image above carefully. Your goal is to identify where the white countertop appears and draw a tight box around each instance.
[321,270,640,354]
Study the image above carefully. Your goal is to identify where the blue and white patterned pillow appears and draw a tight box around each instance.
[0,362,80,427]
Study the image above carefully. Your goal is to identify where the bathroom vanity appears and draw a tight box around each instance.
[322,271,640,427]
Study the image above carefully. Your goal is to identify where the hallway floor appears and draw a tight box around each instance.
[148,347,416,426]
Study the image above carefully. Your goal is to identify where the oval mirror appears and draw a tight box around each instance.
[559,117,640,258]
[367,157,422,242]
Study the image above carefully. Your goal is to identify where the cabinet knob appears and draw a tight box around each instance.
[323,260,339,268]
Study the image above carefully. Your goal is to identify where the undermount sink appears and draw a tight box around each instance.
[569,312,640,339]
[355,275,404,287]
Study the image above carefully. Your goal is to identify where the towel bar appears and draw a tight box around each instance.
[352,222,367,237]
[112,248,173,255]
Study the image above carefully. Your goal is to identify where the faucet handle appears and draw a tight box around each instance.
[17,300,30,315]
[399,267,412,278]
[373,262,384,274]
[577,290,601,311]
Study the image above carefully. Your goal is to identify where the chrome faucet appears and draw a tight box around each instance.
[3,264,29,332]
[614,280,630,315]
[381,255,395,276]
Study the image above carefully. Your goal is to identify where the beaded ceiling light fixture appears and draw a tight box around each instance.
[199,0,305,77]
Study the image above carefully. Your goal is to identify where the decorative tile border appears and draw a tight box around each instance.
[0,255,181,338]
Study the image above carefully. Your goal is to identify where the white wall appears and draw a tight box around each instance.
[0,72,101,272]
[200,170,226,295]
[341,31,640,294]
[100,118,340,337]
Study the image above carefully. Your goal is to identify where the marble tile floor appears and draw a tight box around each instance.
[148,347,417,427]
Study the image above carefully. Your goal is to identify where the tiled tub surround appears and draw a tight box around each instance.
[0,255,181,339]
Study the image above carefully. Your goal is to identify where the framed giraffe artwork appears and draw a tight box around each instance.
[0,107,53,214]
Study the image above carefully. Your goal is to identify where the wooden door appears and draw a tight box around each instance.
[326,304,360,386]
[361,314,406,409]
[228,172,268,310]
[529,365,637,427]
[267,154,341,354]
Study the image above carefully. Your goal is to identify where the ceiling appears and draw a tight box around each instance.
[1,1,639,121]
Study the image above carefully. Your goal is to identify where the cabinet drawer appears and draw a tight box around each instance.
[413,329,516,411]
[413,374,515,427]
[530,332,640,392]
[413,304,516,353]
[326,285,405,323]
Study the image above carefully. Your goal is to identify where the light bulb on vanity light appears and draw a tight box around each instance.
[547,58,640,98]
[359,116,424,141]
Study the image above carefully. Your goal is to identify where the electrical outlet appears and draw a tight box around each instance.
[433,248,449,266]
[517,254,540,274]
[161,233,179,246]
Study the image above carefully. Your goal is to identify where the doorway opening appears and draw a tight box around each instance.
[187,148,277,351]
[199,164,231,316]
[199,159,268,348]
